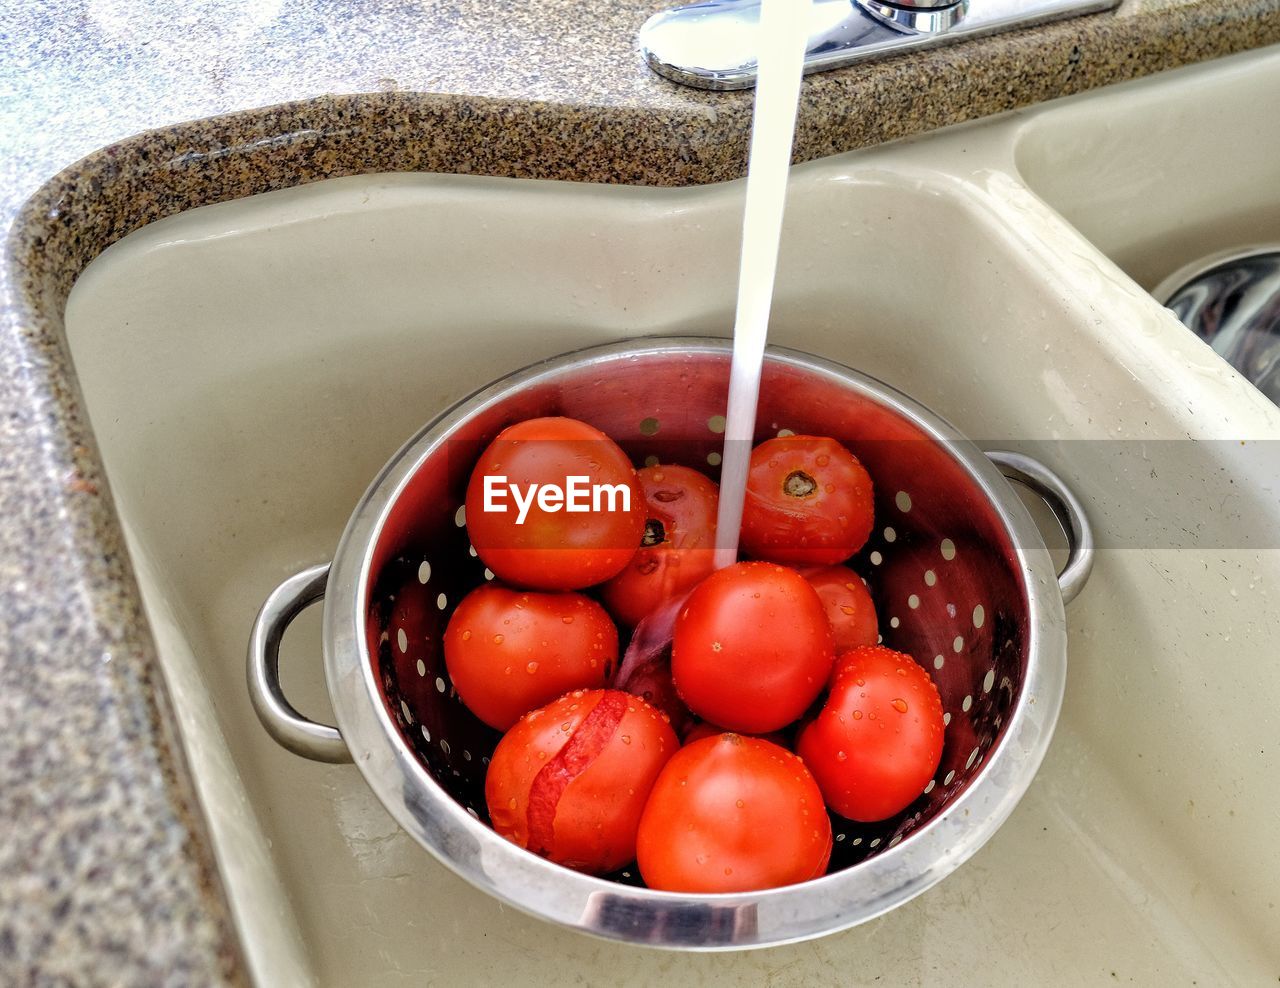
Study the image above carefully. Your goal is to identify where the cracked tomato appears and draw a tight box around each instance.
[486,689,677,874]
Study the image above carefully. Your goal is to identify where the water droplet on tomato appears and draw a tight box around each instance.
[621,735,632,745]
[836,750,847,761]
[892,698,909,713]
[735,799,744,808]
[562,616,574,624]
[526,661,539,674]
[493,634,504,644]
[852,710,863,720]
[461,630,472,641]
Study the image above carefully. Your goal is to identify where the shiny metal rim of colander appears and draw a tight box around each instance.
[322,337,1068,950]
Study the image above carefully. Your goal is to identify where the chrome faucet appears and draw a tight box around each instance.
[640,0,1120,90]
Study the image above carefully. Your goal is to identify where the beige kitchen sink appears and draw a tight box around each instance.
[63,46,1280,987]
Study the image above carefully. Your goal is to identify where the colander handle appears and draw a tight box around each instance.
[247,562,353,764]
[986,451,1095,605]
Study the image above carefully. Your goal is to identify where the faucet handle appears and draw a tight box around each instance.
[855,0,966,34]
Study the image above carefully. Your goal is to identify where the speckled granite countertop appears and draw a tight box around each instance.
[2,0,1278,982]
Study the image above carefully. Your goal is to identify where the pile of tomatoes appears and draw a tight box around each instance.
[437,416,946,894]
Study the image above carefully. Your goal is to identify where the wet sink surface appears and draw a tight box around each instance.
[64,47,1280,987]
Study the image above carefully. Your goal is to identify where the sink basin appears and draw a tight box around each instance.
[64,46,1280,986]
[1016,47,1280,294]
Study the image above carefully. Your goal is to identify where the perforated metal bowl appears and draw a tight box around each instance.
[248,337,1092,949]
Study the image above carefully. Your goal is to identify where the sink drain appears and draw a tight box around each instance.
[1155,247,1280,405]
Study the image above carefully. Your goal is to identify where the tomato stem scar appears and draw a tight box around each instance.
[783,470,817,497]
[641,519,667,547]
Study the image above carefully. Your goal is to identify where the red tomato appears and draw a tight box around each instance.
[672,562,834,733]
[599,464,718,627]
[636,734,831,893]
[486,689,677,875]
[805,565,879,658]
[797,645,944,822]
[443,585,616,730]
[464,417,644,591]
[740,435,875,566]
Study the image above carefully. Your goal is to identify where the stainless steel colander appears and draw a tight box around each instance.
[248,337,1093,949]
